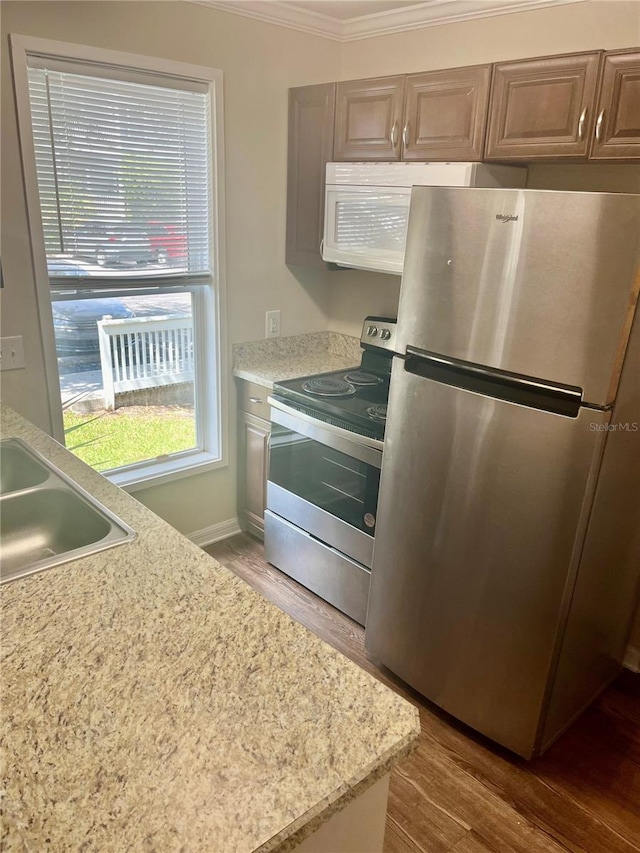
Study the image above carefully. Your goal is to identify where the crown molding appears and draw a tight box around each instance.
[188,0,586,42]
[189,0,344,38]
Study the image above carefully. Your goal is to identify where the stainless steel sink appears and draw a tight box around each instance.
[0,441,49,492]
[0,438,135,584]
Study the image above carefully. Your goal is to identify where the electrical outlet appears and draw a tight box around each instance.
[265,310,281,339]
[0,336,26,371]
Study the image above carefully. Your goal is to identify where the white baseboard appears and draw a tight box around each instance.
[623,644,640,673]
[188,517,242,547]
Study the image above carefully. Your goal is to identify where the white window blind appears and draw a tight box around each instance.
[27,61,211,287]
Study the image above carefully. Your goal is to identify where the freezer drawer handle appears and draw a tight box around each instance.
[404,348,583,417]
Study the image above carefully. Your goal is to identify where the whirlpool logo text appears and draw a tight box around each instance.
[495,214,519,223]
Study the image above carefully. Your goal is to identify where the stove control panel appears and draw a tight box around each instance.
[361,316,397,352]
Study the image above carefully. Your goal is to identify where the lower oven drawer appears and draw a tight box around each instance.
[264,511,371,626]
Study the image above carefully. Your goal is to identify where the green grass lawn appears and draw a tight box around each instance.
[64,406,196,471]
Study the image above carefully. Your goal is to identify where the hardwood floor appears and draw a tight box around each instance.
[204,534,640,853]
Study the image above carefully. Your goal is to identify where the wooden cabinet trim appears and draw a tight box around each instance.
[485,51,602,160]
[403,64,492,162]
[286,83,335,268]
[242,411,270,534]
[237,379,271,539]
[334,76,405,161]
[590,49,640,160]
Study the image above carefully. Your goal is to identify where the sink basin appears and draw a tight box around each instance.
[1,489,113,576]
[0,440,49,492]
[0,438,135,584]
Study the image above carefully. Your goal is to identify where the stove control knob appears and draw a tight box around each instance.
[367,325,378,337]
[380,328,391,340]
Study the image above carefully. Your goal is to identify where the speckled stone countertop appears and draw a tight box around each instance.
[0,403,419,852]
[233,331,361,388]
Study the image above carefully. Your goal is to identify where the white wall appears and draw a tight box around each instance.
[0,1,339,534]
[327,0,640,337]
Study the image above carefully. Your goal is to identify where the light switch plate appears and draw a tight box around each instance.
[0,336,26,371]
[265,310,280,339]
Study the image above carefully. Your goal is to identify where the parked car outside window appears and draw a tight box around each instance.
[147,221,187,266]
[47,255,104,278]
[52,297,134,357]
[63,223,149,267]
[61,222,187,268]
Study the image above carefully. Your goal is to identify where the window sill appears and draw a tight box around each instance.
[107,450,225,494]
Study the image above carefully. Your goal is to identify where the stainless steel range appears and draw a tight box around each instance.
[265,317,396,625]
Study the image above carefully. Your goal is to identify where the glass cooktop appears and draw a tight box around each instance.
[271,356,391,441]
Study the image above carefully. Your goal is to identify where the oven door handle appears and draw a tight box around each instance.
[268,397,383,468]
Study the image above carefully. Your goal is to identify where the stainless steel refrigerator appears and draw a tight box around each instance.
[365,187,640,759]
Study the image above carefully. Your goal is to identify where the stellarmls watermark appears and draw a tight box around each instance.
[590,422,639,432]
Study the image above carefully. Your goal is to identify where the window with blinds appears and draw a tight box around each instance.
[13,39,224,483]
[27,60,212,286]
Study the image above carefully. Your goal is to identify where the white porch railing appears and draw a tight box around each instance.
[97,315,194,409]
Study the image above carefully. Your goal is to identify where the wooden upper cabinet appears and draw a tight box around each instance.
[403,65,492,161]
[485,52,601,160]
[590,49,640,160]
[286,83,335,267]
[334,76,405,161]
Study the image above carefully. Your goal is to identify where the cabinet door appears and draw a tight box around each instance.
[334,76,405,161]
[403,65,492,161]
[590,49,640,160]
[239,411,270,539]
[485,52,601,159]
[286,83,335,267]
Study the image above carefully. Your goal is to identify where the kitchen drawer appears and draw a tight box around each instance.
[238,380,271,420]
[264,510,371,626]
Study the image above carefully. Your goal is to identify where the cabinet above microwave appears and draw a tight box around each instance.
[321,162,527,275]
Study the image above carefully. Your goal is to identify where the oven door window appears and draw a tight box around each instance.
[269,423,380,534]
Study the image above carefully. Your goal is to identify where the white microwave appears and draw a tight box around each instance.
[322,162,527,275]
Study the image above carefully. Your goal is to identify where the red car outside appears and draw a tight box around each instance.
[147,222,187,265]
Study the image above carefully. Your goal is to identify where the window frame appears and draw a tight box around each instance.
[11,35,228,490]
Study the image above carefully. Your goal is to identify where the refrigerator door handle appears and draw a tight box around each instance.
[404,347,583,417]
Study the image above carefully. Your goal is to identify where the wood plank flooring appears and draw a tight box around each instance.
[204,534,640,853]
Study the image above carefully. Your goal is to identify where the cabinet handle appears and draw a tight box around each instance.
[250,397,263,404]
[391,120,398,148]
[402,121,409,149]
[595,109,605,143]
[577,107,588,141]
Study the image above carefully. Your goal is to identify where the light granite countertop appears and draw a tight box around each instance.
[232,331,361,388]
[0,403,419,852]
